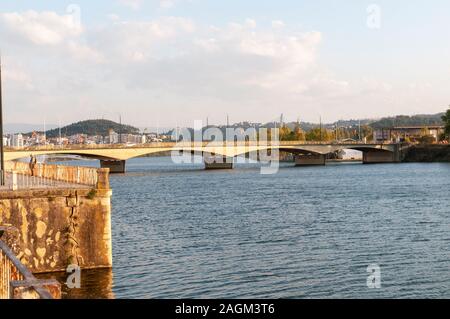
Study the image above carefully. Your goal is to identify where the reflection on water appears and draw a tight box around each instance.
[36,268,114,299]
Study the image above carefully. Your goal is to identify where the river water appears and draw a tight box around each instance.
[41,157,450,298]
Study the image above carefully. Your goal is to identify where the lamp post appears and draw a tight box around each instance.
[0,57,5,186]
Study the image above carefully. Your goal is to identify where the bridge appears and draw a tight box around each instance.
[4,142,408,173]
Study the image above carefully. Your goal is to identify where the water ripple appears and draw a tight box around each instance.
[67,159,450,298]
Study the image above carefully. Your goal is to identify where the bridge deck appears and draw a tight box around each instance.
[4,142,402,162]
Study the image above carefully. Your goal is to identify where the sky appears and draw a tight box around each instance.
[1,0,449,128]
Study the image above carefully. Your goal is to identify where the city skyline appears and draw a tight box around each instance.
[1,0,450,127]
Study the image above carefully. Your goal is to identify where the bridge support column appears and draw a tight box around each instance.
[204,156,234,170]
[362,151,396,164]
[295,154,326,166]
[100,160,126,173]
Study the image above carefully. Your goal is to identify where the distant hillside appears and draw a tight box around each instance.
[36,119,140,138]
[369,113,444,129]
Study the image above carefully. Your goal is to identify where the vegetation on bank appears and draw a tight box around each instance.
[370,113,444,129]
[278,124,373,142]
[277,111,447,142]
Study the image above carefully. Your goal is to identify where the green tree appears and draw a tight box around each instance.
[442,107,450,140]
[279,124,306,141]
[279,125,293,141]
[305,128,333,142]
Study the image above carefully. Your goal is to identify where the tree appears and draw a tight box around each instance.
[278,124,306,141]
[279,125,293,141]
[442,107,450,140]
[294,125,306,141]
[305,128,333,142]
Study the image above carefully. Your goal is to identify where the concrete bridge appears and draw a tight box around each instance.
[4,142,408,173]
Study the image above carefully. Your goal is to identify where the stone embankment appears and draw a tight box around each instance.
[403,145,450,162]
[0,162,112,274]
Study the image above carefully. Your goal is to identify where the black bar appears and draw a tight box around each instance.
[0,299,442,317]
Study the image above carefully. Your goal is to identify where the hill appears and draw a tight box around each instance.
[39,119,140,138]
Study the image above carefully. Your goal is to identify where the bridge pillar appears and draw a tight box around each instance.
[204,156,234,170]
[362,150,396,164]
[100,160,126,173]
[294,154,326,166]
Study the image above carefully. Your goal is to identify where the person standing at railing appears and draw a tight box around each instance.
[29,155,37,177]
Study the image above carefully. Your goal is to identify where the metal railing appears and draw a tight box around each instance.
[4,140,397,152]
[0,238,59,299]
[0,171,64,190]
[2,161,98,190]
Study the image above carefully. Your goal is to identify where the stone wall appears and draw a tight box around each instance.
[0,169,112,274]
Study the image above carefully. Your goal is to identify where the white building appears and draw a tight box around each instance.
[108,130,119,144]
[3,136,11,147]
[12,133,24,148]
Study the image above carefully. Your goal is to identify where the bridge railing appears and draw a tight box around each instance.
[5,140,396,152]
[0,234,60,299]
[4,161,99,188]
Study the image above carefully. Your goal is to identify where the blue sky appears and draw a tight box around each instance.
[1,0,449,127]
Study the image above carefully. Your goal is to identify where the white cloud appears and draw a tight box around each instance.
[91,17,195,63]
[2,62,35,90]
[66,42,105,63]
[4,12,442,126]
[0,13,348,124]
[0,10,82,45]
[0,11,103,64]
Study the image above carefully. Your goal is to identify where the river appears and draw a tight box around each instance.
[39,157,450,298]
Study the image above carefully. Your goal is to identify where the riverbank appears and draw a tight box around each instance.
[403,145,450,162]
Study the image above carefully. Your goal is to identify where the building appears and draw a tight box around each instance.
[120,133,145,144]
[108,129,119,144]
[373,129,393,143]
[68,134,87,145]
[373,126,444,143]
[3,136,11,147]
[12,133,24,148]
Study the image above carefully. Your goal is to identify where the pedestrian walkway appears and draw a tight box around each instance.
[0,171,90,191]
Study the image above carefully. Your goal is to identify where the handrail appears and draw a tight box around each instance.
[4,141,400,152]
[0,239,59,299]
[5,161,98,187]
